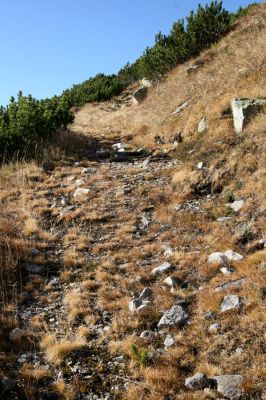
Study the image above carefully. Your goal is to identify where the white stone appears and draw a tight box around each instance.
[224,250,243,261]
[198,116,208,133]
[152,262,173,276]
[231,98,266,133]
[172,99,191,114]
[208,252,228,267]
[227,200,244,212]
[220,295,245,312]
[220,266,234,275]
[164,336,174,348]
[197,161,204,169]
[208,323,221,334]
[163,276,181,288]
[73,188,90,199]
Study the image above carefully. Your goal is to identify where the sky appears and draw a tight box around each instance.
[0,0,262,105]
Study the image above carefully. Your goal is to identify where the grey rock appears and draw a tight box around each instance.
[172,99,191,114]
[227,200,244,212]
[73,187,90,199]
[1,376,16,393]
[22,262,44,274]
[220,295,245,312]
[152,262,173,276]
[224,250,243,261]
[213,374,244,399]
[132,86,148,105]
[220,266,235,275]
[157,305,189,328]
[163,276,182,289]
[215,278,246,292]
[128,299,142,312]
[217,217,232,222]
[231,98,266,133]
[208,252,229,267]
[164,335,174,348]
[9,328,23,344]
[139,287,153,301]
[204,311,217,320]
[197,161,204,169]
[208,323,221,334]
[140,330,154,340]
[198,116,208,133]
[185,372,210,390]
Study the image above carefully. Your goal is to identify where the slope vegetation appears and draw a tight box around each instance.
[0,4,265,400]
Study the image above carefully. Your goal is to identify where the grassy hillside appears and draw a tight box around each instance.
[0,3,265,400]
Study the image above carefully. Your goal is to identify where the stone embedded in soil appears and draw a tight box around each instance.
[152,262,173,276]
[215,278,246,292]
[198,116,208,133]
[220,295,245,312]
[208,323,221,334]
[164,335,174,348]
[185,372,211,390]
[213,374,244,399]
[157,305,189,328]
[163,276,183,289]
[73,187,90,198]
[208,252,229,267]
[140,330,154,340]
[139,287,153,301]
[9,328,23,344]
[224,250,243,261]
[227,199,244,212]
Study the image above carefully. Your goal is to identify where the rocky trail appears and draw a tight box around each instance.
[5,132,264,400]
[11,146,186,399]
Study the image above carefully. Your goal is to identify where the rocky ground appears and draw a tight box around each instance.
[1,135,265,400]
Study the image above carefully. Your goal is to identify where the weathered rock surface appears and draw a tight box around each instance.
[157,305,189,328]
[152,262,173,276]
[198,116,208,133]
[132,86,148,105]
[213,374,244,399]
[220,295,245,312]
[185,372,210,390]
[231,98,266,133]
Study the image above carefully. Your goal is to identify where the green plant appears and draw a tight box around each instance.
[130,344,149,366]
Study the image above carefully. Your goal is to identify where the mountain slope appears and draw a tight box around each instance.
[0,3,265,400]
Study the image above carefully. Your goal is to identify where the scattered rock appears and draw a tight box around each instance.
[217,216,232,222]
[112,143,129,151]
[204,311,217,320]
[157,305,189,328]
[129,287,153,313]
[208,252,229,267]
[208,323,221,334]
[224,250,243,261]
[197,161,204,169]
[73,188,90,199]
[139,287,153,301]
[163,276,183,289]
[220,266,234,275]
[215,278,246,292]
[152,262,173,276]
[172,100,191,114]
[140,330,154,340]
[227,200,244,212]
[231,98,266,133]
[198,116,208,133]
[213,374,244,399]
[220,295,245,312]
[185,372,210,390]
[164,335,174,348]
[22,262,44,274]
[132,86,148,105]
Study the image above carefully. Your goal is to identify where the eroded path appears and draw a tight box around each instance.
[16,153,183,399]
